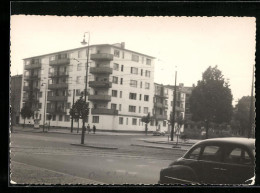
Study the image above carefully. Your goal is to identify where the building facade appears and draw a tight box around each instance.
[20,43,156,132]
[11,75,22,125]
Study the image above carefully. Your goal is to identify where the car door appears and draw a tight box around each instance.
[197,144,226,184]
[221,145,255,184]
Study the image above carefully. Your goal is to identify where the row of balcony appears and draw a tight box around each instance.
[24,63,41,70]
[47,107,67,114]
[49,71,69,77]
[154,93,168,98]
[89,67,112,74]
[48,83,68,89]
[47,96,68,101]
[49,58,70,66]
[90,53,113,61]
[24,74,41,80]
[23,86,40,91]
[154,102,168,109]
[89,81,112,88]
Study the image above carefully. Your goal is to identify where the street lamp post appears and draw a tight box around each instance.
[41,82,48,132]
[80,32,90,144]
[170,71,177,141]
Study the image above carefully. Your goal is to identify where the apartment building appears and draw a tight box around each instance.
[20,42,155,132]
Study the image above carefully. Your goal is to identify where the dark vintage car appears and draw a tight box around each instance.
[159,137,255,184]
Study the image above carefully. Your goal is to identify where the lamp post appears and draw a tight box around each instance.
[41,82,48,132]
[170,70,177,141]
[248,65,255,138]
[80,31,90,144]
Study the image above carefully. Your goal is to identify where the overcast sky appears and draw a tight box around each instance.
[10,16,255,105]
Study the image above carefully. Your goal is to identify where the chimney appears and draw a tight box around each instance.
[121,42,125,49]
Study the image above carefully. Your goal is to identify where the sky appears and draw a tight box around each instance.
[10,16,256,105]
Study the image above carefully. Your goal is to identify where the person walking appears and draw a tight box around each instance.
[93,125,96,134]
[87,124,91,134]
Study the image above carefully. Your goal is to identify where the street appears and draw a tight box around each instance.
[10,131,185,184]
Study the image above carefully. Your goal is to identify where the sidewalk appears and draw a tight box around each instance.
[12,125,146,136]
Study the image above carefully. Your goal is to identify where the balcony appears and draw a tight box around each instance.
[89,81,112,88]
[90,67,113,74]
[49,71,69,77]
[155,93,168,98]
[90,53,113,61]
[23,86,30,91]
[24,63,41,70]
[47,108,67,114]
[49,58,70,66]
[47,95,68,101]
[88,94,111,101]
[91,108,118,115]
[176,106,185,112]
[48,83,68,89]
[154,103,168,109]
[154,114,168,120]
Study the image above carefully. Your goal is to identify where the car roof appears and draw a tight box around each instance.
[195,137,255,149]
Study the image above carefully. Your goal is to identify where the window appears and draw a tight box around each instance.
[146,58,151,65]
[129,105,136,112]
[76,76,81,84]
[145,82,150,89]
[224,147,252,165]
[140,81,142,88]
[113,63,119,71]
[119,117,123,125]
[186,146,201,160]
[201,145,222,162]
[122,52,124,59]
[120,91,122,98]
[52,115,56,121]
[144,107,148,114]
[112,76,118,84]
[129,93,137,100]
[131,67,138,74]
[77,63,82,71]
[144,95,149,101]
[67,103,71,109]
[141,69,143,76]
[132,54,139,62]
[120,78,123,85]
[145,70,151,77]
[112,90,118,97]
[59,115,63,121]
[126,118,128,125]
[139,94,142,100]
[111,103,117,110]
[38,103,42,109]
[121,65,124,72]
[76,89,82,96]
[139,106,141,113]
[39,92,42,98]
[132,118,137,125]
[65,115,70,122]
[114,50,120,57]
[163,121,166,127]
[130,80,137,87]
[119,104,122,111]
[93,116,99,123]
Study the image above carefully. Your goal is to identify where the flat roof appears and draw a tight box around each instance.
[23,43,156,60]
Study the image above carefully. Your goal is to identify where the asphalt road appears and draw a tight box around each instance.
[10,132,185,184]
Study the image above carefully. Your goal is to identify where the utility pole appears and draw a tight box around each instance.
[80,32,90,144]
[70,89,75,133]
[42,83,47,133]
[171,71,177,141]
[248,65,255,138]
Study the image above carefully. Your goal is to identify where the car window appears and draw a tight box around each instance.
[200,145,222,162]
[186,146,201,160]
[224,147,253,165]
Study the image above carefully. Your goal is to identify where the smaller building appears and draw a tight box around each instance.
[11,75,23,125]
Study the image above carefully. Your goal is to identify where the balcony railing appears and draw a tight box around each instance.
[48,83,68,89]
[88,95,111,101]
[154,114,168,120]
[91,108,118,115]
[155,93,168,98]
[47,108,67,114]
[90,53,114,61]
[24,63,41,70]
[49,58,70,66]
[89,81,112,88]
[176,106,185,112]
[89,67,113,74]
[49,71,69,77]
[47,96,68,101]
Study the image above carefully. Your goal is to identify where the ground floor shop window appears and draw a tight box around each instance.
[93,116,99,123]
[119,117,123,125]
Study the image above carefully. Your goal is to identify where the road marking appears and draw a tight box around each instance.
[11,160,105,184]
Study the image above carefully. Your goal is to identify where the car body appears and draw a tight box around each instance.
[153,130,166,136]
[159,137,255,184]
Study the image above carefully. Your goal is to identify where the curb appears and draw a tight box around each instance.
[131,144,187,151]
[142,140,195,146]
[71,143,118,150]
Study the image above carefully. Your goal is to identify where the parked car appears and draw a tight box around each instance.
[153,130,166,136]
[159,137,255,184]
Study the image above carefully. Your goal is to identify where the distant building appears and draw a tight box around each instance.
[11,75,22,125]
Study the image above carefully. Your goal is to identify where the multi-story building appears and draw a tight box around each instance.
[20,42,156,132]
[11,75,22,125]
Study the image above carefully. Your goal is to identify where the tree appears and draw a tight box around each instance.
[190,65,233,139]
[20,105,33,128]
[141,113,151,135]
[73,95,89,144]
[233,96,255,137]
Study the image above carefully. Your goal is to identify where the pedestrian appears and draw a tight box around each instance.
[87,124,91,134]
[93,125,96,134]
